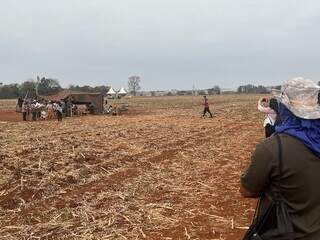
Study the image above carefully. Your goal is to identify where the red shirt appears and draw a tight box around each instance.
[204,99,209,108]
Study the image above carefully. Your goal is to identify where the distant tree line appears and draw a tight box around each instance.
[0,78,110,99]
[208,86,221,95]
[0,78,62,99]
[237,84,270,94]
[0,79,297,99]
[68,85,110,95]
[175,85,221,96]
[173,84,282,96]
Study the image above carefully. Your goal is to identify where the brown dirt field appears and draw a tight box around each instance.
[0,95,266,240]
[0,111,21,122]
[0,99,21,122]
[0,99,16,109]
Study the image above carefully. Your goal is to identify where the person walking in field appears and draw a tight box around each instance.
[240,78,320,239]
[202,96,213,118]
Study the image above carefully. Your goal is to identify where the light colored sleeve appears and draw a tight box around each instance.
[258,104,275,114]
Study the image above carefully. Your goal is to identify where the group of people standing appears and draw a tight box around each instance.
[20,99,64,122]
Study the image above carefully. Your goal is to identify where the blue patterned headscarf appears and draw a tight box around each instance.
[275,103,320,157]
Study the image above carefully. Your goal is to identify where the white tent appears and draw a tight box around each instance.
[107,87,117,99]
[107,87,116,95]
[118,87,127,95]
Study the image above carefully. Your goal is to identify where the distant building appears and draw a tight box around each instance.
[39,89,104,114]
[139,91,152,97]
[154,91,168,97]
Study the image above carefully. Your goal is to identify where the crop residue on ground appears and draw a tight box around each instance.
[0,95,264,240]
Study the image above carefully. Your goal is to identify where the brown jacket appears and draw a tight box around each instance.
[241,134,320,239]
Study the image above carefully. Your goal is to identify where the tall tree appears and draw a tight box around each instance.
[128,76,141,96]
[37,77,61,95]
[19,81,37,98]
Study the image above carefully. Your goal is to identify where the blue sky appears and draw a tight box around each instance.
[1,0,320,90]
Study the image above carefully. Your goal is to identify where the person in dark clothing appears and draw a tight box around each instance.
[57,110,62,121]
[61,101,66,117]
[66,97,73,117]
[22,112,27,121]
[16,97,23,112]
[26,101,30,120]
[36,106,41,119]
[53,102,63,121]
[241,78,320,240]
[32,111,37,121]
[202,96,213,118]
[88,103,95,114]
[18,97,23,108]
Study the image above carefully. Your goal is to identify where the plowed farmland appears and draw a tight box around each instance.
[0,95,264,240]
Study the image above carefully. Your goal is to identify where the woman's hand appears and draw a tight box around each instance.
[258,97,269,107]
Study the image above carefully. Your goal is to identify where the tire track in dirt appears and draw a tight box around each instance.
[3,142,203,238]
[7,141,194,222]
[136,115,261,239]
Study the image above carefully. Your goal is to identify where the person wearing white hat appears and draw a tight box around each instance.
[241,77,320,239]
[275,77,320,120]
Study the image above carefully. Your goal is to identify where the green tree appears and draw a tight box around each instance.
[37,77,61,95]
[69,84,110,95]
[69,85,93,92]
[0,84,20,99]
[19,81,37,98]
[93,85,110,95]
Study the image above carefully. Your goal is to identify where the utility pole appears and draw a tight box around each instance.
[35,75,40,96]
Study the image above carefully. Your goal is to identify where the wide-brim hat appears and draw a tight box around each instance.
[272,77,320,119]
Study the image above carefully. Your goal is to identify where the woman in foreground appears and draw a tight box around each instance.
[240,77,320,239]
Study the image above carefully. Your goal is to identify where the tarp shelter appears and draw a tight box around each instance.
[39,90,104,114]
[107,87,117,99]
